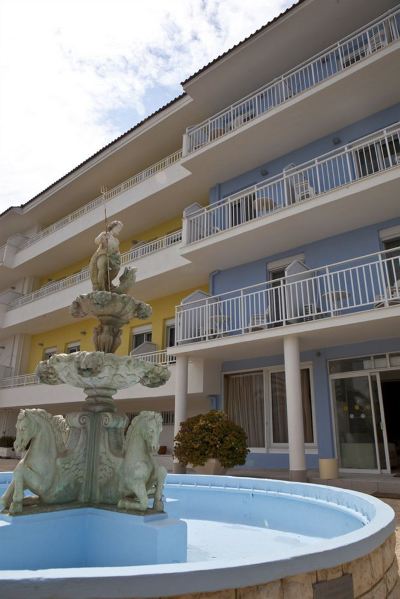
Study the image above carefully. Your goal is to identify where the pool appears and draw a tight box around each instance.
[0,473,397,598]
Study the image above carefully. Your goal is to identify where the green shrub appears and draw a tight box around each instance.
[0,436,15,448]
[174,410,249,469]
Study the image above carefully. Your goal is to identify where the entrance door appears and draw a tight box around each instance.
[380,371,400,472]
[333,373,389,472]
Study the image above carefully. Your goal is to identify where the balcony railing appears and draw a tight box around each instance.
[19,150,182,251]
[176,247,400,344]
[0,374,39,388]
[184,123,400,244]
[185,6,400,154]
[134,350,176,365]
[7,230,182,310]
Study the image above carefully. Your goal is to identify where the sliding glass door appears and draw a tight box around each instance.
[333,373,389,472]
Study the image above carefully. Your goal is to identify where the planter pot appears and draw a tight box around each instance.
[194,459,226,475]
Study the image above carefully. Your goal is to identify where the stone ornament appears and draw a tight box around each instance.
[37,351,170,394]
[118,412,166,512]
[89,220,123,292]
[1,409,166,514]
[1,409,87,514]
[1,218,171,516]
[71,289,151,354]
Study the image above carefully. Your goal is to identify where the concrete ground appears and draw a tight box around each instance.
[1,458,400,573]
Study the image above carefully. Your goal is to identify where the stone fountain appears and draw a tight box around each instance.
[0,219,174,517]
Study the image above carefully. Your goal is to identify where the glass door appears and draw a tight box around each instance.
[333,373,389,472]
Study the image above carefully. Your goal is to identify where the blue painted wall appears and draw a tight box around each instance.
[212,216,400,296]
[210,103,400,202]
[224,336,400,470]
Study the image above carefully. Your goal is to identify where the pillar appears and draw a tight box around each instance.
[283,335,307,482]
[173,355,189,474]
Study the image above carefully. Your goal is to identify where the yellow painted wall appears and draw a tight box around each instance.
[28,318,97,373]
[27,284,208,373]
[37,216,183,288]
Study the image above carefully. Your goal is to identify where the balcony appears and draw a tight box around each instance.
[174,247,400,358]
[181,123,400,269]
[181,7,400,188]
[8,230,183,311]
[20,151,183,252]
[185,7,400,155]
[0,230,207,335]
[0,150,197,287]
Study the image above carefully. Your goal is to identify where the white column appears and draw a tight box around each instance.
[283,335,307,482]
[173,355,189,473]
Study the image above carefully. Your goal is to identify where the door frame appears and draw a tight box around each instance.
[330,370,390,474]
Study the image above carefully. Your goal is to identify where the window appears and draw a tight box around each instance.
[354,135,400,178]
[383,237,400,287]
[43,347,57,360]
[165,319,176,348]
[224,371,265,448]
[131,326,152,351]
[269,368,314,444]
[66,341,80,354]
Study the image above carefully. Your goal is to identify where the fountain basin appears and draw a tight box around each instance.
[0,473,397,599]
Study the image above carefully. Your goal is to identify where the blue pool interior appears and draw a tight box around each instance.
[0,473,394,572]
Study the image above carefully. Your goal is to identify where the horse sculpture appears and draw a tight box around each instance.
[118,411,167,512]
[0,409,86,514]
[1,408,167,514]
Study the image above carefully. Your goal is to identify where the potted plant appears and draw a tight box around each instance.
[0,436,16,459]
[174,410,248,474]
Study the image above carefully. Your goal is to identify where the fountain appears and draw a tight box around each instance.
[0,220,398,598]
[0,218,186,568]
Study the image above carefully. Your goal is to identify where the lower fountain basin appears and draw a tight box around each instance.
[0,473,396,599]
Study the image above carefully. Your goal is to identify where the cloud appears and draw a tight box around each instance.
[0,0,293,213]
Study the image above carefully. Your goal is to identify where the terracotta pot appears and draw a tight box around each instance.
[193,458,226,475]
[158,445,167,455]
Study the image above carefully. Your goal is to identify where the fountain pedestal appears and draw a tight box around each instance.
[0,508,187,569]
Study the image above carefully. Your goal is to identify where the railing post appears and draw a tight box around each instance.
[325,266,335,316]
[205,300,210,341]
[378,253,390,306]
[182,133,189,157]
[281,281,287,326]
[240,290,245,334]
[182,215,189,246]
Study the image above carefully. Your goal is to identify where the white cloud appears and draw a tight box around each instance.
[0,0,293,213]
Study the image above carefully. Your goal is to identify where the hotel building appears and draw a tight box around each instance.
[1,0,400,479]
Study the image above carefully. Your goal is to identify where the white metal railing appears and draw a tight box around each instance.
[184,122,400,244]
[7,230,182,310]
[176,247,400,344]
[19,150,182,251]
[185,6,400,153]
[134,350,176,365]
[121,230,182,264]
[0,374,39,388]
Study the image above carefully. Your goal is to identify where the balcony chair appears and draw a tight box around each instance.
[374,281,400,308]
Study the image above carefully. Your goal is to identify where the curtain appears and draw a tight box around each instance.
[225,371,265,447]
[271,369,314,443]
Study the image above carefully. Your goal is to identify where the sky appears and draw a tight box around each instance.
[0,0,293,214]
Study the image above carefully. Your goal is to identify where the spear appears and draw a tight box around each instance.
[100,186,111,291]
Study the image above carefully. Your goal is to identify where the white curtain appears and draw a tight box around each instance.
[225,371,265,447]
